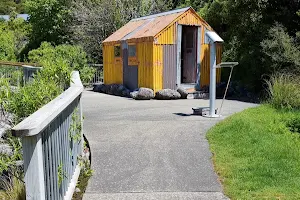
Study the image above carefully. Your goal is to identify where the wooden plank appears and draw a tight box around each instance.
[22,134,46,200]
[0,61,40,67]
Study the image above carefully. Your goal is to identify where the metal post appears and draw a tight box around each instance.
[209,42,217,117]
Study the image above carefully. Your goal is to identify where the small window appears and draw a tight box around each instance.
[128,45,136,57]
[114,46,121,57]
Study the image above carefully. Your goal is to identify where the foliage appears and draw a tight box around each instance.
[71,0,172,62]
[261,24,300,73]
[28,42,93,85]
[80,66,96,85]
[0,28,16,61]
[0,0,26,15]
[72,158,93,200]
[25,0,72,51]
[0,15,31,61]
[182,0,300,91]
[57,163,67,187]
[0,134,22,175]
[69,108,82,143]
[8,76,62,123]
[207,105,300,199]
[266,73,300,110]
[0,177,25,200]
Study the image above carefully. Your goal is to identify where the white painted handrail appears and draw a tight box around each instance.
[12,71,84,200]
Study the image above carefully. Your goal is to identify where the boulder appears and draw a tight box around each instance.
[93,84,105,93]
[93,83,131,97]
[130,91,138,99]
[121,88,130,97]
[132,88,154,100]
[155,89,181,100]
[177,87,188,99]
[0,143,13,156]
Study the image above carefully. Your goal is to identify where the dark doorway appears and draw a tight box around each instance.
[181,26,197,84]
[122,42,138,90]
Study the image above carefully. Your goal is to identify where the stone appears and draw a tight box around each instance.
[121,89,130,97]
[130,91,138,99]
[75,187,81,193]
[93,84,105,93]
[155,89,181,100]
[0,143,13,156]
[93,83,131,98]
[133,88,154,100]
[177,87,188,99]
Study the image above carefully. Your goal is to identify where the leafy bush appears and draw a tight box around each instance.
[0,177,25,200]
[8,78,62,123]
[266,73,300,110]
[261,24,300,74]
[0,15,31,61]
[80,66,96,84]
[28,42,94,84]
[0,28,16,61]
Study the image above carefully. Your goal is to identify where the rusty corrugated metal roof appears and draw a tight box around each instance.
[103,7,190,43]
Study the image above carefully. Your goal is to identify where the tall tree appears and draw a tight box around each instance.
[0,0,26,15]
[199,0,300,91]
[25,0,72,51]
[71,0,172,62]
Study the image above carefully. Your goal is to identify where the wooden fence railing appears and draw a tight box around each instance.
[0,62,41,85]
[12,71,84,200]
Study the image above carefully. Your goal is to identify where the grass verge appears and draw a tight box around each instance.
[207,105,300,199]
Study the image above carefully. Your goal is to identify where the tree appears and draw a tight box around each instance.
[198,0,300,91]
[71,0,172,62]
[25,0,72,51]
[0,15,30,61]
[0,0,26,15]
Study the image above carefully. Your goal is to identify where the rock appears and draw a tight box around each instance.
[93,84,105,93]
[177,87,188,99]
[15,160,24,167]
[110,84,119,95]
[121,88,130,97]
[0,143,13,156]
[133,88,154,100]
[130,91,138,99]
[155,89,181,100]
[93,83,131,97]
[75,187,81,193]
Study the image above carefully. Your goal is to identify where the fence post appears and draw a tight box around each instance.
[22,134,46,200]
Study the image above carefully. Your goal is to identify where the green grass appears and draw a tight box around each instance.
[207,105,300,200]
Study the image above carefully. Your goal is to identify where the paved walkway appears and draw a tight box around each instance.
[82,90,256,200]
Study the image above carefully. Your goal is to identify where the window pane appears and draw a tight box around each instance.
[128,45,136,57]
[114,46,121,57]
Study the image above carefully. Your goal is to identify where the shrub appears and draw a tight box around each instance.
[266,73,300,110]
[28,42,94,84]
[8,78,62,123]
[80,66,96,85]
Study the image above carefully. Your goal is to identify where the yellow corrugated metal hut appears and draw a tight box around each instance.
[102,7,222,92]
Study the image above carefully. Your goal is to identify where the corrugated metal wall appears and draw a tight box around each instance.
[103,44,123,84]
[153,44,163,92]
[200,43,222,87]
[137,42,153,89]
[163,45,177,89]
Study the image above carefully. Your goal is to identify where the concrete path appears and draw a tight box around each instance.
[82,90,256,200]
